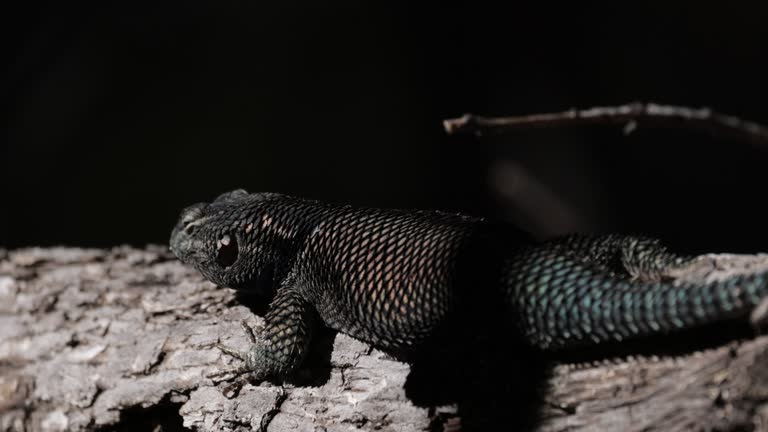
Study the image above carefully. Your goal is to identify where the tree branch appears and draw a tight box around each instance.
[443,102,768,149]
[3,248,768,431]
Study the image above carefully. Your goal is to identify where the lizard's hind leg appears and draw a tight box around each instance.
[544,234,693,282]
[618,236,693,282]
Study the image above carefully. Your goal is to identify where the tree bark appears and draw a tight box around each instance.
[2,247,768,431]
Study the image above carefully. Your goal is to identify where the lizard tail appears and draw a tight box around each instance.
[503,249,768,350]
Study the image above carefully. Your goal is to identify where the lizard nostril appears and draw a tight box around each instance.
[216,234,238,268]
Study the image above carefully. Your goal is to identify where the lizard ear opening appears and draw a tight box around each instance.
[216,234,239,268]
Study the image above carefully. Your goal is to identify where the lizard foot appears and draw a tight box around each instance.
[207,320,262,384]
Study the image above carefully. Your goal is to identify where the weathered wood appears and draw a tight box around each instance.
[2,247,768,431]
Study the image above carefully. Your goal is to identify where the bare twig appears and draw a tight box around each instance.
[443,102,768,148]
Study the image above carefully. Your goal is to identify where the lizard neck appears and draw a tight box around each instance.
[257,195,338,285]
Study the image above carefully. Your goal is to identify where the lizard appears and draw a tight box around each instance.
[169,189,768,381]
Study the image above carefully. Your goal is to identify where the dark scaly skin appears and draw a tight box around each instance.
[538,234,691,282]
[170,190,768,380]
[504,243,767,350]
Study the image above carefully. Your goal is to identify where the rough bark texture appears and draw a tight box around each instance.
[2,247,768,431]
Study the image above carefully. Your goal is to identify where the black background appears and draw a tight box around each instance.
[6,3,768,253]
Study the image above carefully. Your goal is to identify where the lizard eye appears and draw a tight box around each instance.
[179,203,206,235]
[216,234,238,268]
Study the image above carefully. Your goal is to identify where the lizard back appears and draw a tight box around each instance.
[290,203,485,352]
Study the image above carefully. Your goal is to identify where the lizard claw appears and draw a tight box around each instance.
[211,319,260,362]
[240,319,258,344]
[215,343,248,361]
[207,364,251,383]
[207,320,263,383]
[208,343,251,384]
[207,364,257,398]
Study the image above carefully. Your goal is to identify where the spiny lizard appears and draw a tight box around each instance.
[169,190,768,380]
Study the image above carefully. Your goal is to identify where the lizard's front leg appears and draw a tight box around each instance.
[220,285,315,381]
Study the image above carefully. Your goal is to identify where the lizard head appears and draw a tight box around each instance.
[170,189,286,294]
